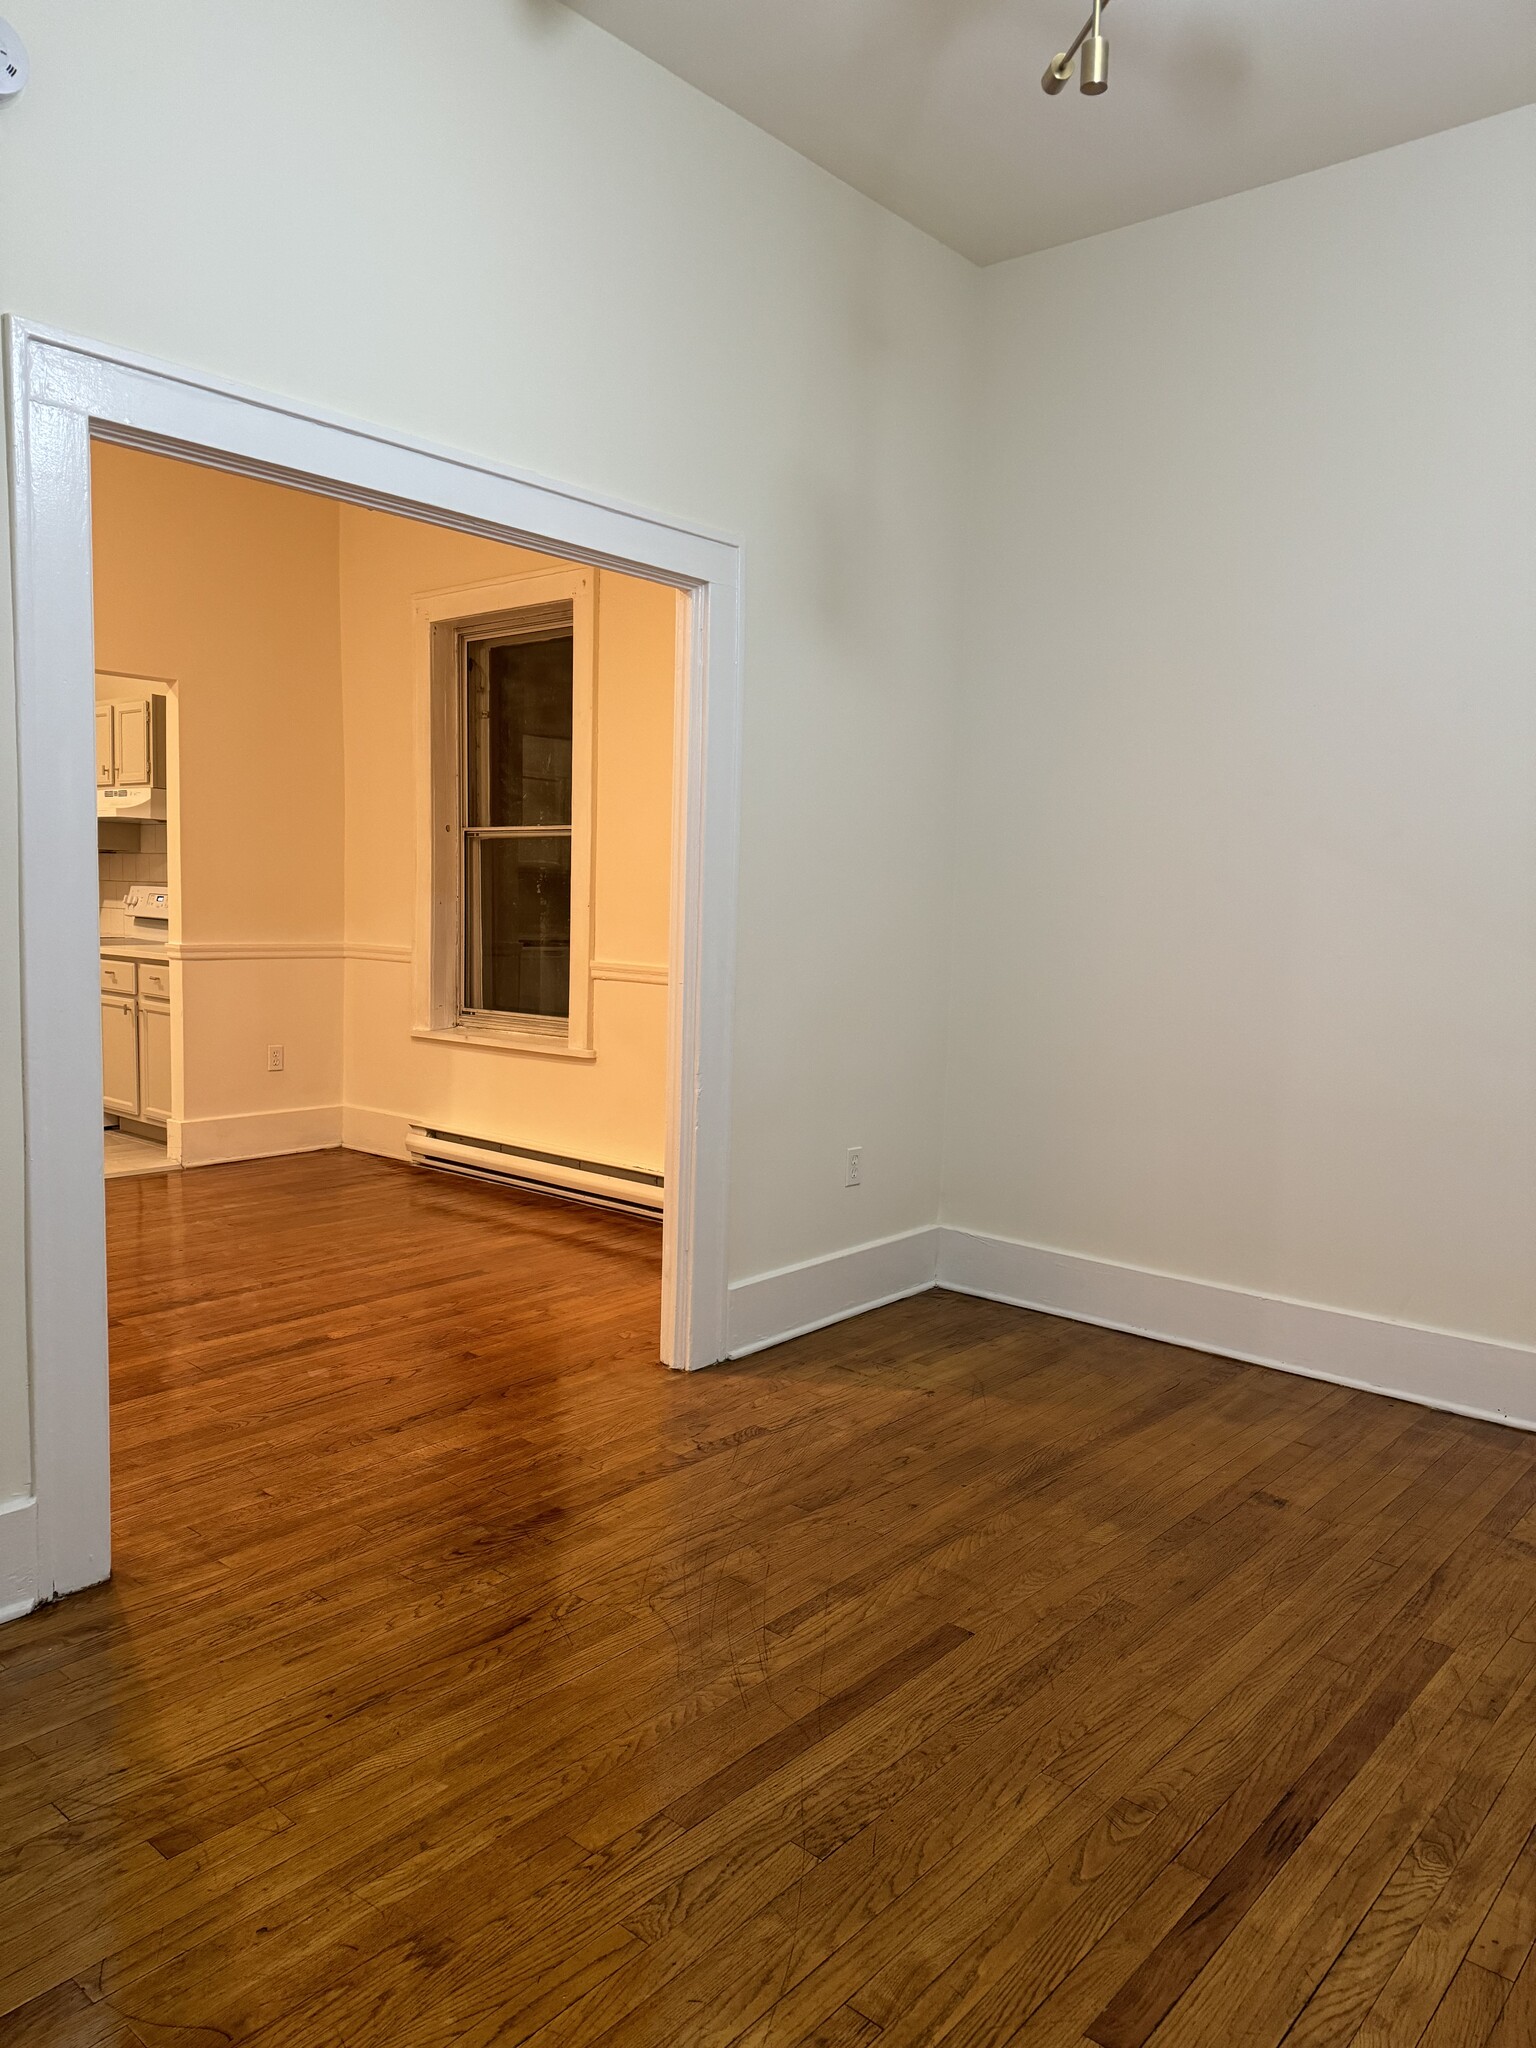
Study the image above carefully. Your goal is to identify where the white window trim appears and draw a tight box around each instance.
[413,568,597,1053]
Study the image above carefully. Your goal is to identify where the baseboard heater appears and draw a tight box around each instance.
[405,1125,663,1220]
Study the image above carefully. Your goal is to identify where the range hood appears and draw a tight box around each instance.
[97,783,167,821]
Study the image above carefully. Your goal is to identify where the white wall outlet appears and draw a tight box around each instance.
[267,1044,285,1073]
[846,1146,863,1188]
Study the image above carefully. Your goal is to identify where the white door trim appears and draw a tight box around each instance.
[4,316,744,1609]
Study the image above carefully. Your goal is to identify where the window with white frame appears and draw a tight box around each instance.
[416,570,596,1052]
[462,618,573,1020]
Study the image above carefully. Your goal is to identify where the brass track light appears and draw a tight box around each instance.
[1042,0,1111,97]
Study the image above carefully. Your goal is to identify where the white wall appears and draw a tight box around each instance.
[946,109,1536,1352]
[3,2,1528,1499]
[0,0,970,1466]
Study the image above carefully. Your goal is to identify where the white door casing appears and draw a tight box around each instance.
[4,317,744,1612]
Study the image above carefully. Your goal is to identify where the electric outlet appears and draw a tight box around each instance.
[267,1044,285,1073]
[846,1146,863,1188]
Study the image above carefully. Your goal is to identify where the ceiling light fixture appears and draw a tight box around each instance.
[1042,0,1110,97]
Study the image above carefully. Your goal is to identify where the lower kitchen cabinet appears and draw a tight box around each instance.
[101,994,140,1118]
[101,955,174,1128]
[137,1001,172,1125]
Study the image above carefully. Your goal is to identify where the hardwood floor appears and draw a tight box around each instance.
[5,1150,1536,2044]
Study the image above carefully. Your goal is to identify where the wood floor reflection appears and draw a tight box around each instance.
[5,1151,1536,2046]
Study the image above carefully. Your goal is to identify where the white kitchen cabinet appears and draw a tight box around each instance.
[96,690,170,821]
[114,700,152,787]
[101,995,140,1117]
[137,1002,172,1125]
[95,705,116,788]
[95,695,166,790]
[101,952,174,1127]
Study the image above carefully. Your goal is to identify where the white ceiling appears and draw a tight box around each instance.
[560,0,1536,264]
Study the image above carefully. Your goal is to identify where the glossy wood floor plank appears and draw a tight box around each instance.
[4,1152,1536,2046]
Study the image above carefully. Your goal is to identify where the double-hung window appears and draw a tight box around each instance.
[416,570,596,1053]
[462,618,574,1021]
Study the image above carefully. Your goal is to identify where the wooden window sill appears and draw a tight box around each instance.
[411,1025,596,1061]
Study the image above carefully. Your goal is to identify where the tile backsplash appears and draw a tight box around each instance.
[98,820,168,910]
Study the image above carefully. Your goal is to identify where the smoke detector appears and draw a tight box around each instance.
[0,19,29,99]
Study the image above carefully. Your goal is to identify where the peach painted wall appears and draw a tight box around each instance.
[92,446,344,947]
[90,449,674,1175]
[90,445,346,1159]
[336,506,674,1174]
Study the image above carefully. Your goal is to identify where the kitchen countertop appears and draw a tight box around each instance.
[100,938,170,959]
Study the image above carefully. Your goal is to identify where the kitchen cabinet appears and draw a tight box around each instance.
[114,700,152,787]
[101,994,140,1117]
[95,705,115,788]
[100,953,174,1127]
[137,1002,172,1125]
[95,696,165,789]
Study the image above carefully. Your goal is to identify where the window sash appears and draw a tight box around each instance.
[461,828,573,1021]
[463,623,574,833]
[416,568,596,1053]
[462,825,574,839]
[458,624,576,1025]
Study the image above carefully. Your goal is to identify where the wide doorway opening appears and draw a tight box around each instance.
[89,442,680,1567]
[90,445,676,1209]
[8,323,742,1612]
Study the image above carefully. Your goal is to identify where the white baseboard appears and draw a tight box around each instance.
[340,1104,414,1161]
[938,1228,1536,1433]
[727,1227,940,1359]
[178,1105,344,1169]
[0,1495,39,1622]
